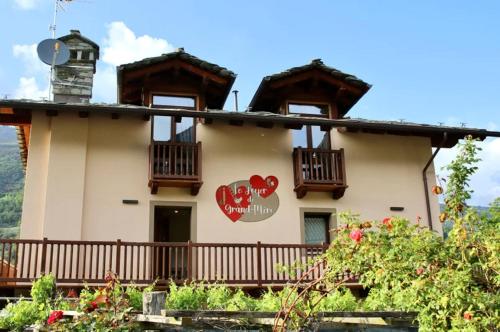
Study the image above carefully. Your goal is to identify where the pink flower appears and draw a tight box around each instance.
[47,310,64,325]
[416,267,424,275]
[349,229,363,243]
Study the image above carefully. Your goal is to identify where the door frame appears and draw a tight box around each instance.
[149,201,197,243]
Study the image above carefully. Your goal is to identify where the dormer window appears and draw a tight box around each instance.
[152,94,197,110]
[288,102,330,117]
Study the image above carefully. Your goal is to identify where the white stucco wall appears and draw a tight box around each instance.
[20,112,442,243]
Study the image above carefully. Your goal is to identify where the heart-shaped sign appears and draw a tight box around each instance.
[249,175,279,198]
[215,185,251,222]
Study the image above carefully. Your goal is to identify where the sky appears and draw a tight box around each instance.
[0,0,498,206]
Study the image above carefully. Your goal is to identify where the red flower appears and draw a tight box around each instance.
[47,310,64,325]
[349,229,363,243]
[382,217,393,230]
[85,301,98,313]
[463,312,473,320]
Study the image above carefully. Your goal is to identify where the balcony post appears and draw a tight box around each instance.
[256,241,262,287]
[339,148,346,185]
[115,239,121,277]
[40,237,48,275]
[187,240,192,282]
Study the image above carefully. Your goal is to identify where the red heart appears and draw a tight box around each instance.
[249,175,279,198]
[215,185,250,222]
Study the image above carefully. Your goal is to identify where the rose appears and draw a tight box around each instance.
[349,229,363,243]
[47,310,64,325]
[382,217,393,230]
[85,301,98,313]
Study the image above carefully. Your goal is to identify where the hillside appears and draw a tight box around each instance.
[0,126,23,238]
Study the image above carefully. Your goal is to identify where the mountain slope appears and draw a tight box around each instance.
[0,126,23,238]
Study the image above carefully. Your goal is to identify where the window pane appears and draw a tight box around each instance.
[289,103,329,116]
[153,116,171,141]
[311,126,330,149]
[304,215,328,244]
[292,127,307,147]
[153,95,196,108]
[175,117,194,142]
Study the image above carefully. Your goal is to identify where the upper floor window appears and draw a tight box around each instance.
[288,102,329,117]
[152,94,197,109]
[153,116,195,143]
[292,126,331,149]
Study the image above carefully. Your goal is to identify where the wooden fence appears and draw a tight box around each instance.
[0,239,329,286]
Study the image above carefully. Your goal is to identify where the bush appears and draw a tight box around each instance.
[0,300,40,332]
[279,136,499,331]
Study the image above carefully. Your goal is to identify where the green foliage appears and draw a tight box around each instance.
[316,288,358,312]
[125,282,155,311]
[165,282,208,310]
[0,191,22,229]
[309,137,499,331]
[0,299,40,332]
[0,144,23,195]
[0,274,57,330]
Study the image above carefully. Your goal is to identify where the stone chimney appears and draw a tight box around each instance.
[52,30,99,103]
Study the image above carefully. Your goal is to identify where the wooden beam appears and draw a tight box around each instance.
[78,111,89,118]
[269,69,364,95]
[228,119,244,126]
[111,113,120,120]
[284,123,303,130]
[46,109,58,117]
[0,114,31,125]
[256,121,274,129]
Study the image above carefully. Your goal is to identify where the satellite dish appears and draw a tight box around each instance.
[37,39,70,66]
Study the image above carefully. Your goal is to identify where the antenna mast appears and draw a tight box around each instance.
[47,0,73,100]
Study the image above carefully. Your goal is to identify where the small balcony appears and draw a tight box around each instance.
[293,147,347,199]
[149,141,202,195]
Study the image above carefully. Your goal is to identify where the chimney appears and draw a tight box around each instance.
[52,30,100,103]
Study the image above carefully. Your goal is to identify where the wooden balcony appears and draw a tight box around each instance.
[293,147,347,199]
[0,239,331,287]
[149,141,202,195]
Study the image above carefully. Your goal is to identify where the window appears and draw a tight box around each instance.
[152,95,196,109]
[152,116,195,142]
[292,126,331,149]
[304,213,331,244]
[288,103,329,117]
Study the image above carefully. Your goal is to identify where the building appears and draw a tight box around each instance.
[0,30,498,287]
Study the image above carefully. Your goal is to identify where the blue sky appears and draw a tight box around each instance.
[0,0,499,205]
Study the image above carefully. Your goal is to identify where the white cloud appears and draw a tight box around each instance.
[434,136,500,207]
[13,0,42,10]
[13,77,49,100]
[13,43,47,74]
[101,21,175,67]
[91,21,175,103]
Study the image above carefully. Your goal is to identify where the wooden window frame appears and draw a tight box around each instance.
[151,115,197,143]
[286,100,331,118]
[300,208,336,245]
[150,92,199,110]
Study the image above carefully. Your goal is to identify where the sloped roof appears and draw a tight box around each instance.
[249,59,371,116]
[117,50,236,79]
[263,59,370,89]
[58,30,100,56]
[1,99,499,148]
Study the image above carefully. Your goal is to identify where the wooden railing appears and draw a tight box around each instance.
[293,147,347,199]
[293,147,345,185]
[150,141,201,180]
[0,239,328,286]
